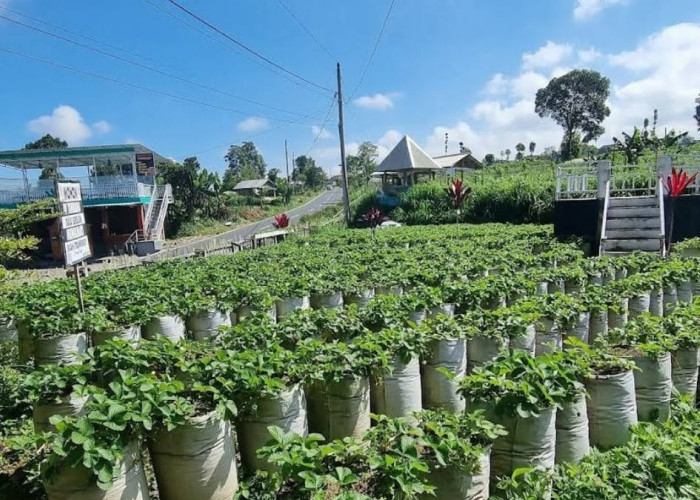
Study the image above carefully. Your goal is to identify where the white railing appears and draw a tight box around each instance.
[609,164,656,197]
[555,164,597,200]
[658,177,666,257]
[148,184,172,240]
[599,180,611,255]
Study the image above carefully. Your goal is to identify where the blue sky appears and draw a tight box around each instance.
[0,0,699,178]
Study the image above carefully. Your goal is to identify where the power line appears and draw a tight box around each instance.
[0,13,308,119]
[0,46,319,125]
[305,94,337,156]
[275,0,337,62]
[163,0,333,94]
[347,0,397,103]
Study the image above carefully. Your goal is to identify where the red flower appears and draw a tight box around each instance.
[663,167,697,198]
[273,213,290,229]
[360,208,387,229]
[445,178,472,209]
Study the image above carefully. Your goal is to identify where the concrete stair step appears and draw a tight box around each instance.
[607,218,660,230]
[605,229,663,240]
[608,207,660,219]
[605,238,663,252]
[609,196,658,208]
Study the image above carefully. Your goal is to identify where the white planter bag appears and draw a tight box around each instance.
[237,384,308,472]
[547,280,565,295]
[44,441,149,500]
[17,320,33,362]
[421,451,490,500]
[628,293,651,320]
[0,317,17,342]
[692,280,700,298]
[186,310,231,342]
[275,296,310,320]
[490,407,556,478]
[150,412,238,500]
[484,295,506,311]
[421,338,467,412]
[535,318,561,356]
[409,310,428,326]
[677,280,693,305]
[310,292,344,310]
[649,288,664,317]
[663,285,678,316]
[602,270,616,286]
[608,298,629,330]
[306,376,370,440]
[587,272,603,287]
[33,395,89,433]
[629,353,672,422]
[142,315,186,342]
[671,348,699,400]
[564,312,590,346]
[615,267,628,281]
[506,292,525,307]
[428,303,456,319]
[564,280,583,296]
[92,325,141,347]
[555,394,589,464]
[585,370,637,449]
[238,305,277,323]
[344,289,375,307]
[34,333,87,366]
[467,335,507,373]
[509,324,536,355]
[371,356,422,419]
[375,285,403,297]
[588,309,608,345]
[535,282,549,296]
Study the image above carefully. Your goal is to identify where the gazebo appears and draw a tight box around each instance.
[374,135,442,195]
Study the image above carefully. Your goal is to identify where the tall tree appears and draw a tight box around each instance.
[0,199,56,265]
[695,94,700,131]
[505,149,511,161]
[24,134,69,179]
[267,168,281,183]
[529,142,536,156]
[515,143,526,155]
[224,141,266,182]
[293,156,327,188]
[484,154,495,165]
[535,69,611,161]
[346,141,378,186]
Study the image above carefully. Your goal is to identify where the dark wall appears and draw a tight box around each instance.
[554,199,601,251]
[665,195,700,243]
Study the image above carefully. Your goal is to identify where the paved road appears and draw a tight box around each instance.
[148,188,343,260]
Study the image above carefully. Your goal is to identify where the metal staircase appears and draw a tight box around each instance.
[599,180,666,256]
[144,184,172,240]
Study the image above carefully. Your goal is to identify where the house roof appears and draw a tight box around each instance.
[232,178,277,190]
[376,135,442,173]
[432,152,483,170]
[0,143,170,170]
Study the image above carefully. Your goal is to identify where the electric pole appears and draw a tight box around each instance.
[337,62,351,225]
[284,139,290,204]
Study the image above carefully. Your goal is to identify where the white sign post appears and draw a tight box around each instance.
[56,180,91,312]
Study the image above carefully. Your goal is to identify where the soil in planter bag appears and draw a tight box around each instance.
[43,441,149,500]
[33,395,89,433]
[467,335,507,373]
[421,338,467,412]
[629,353,672,422]
[306,376,370,440]
[92,325,141,347]
[488,407,556,478]
[238,384,308,472]
[555,394,589,464]
[34,333,87,366]
[420,450,491,500]
[186,310,231,342]
[671,348,699,400]
[150,412,238,500]
[585,370,637,449]
[142,316,186,342]
[371,357,422,418]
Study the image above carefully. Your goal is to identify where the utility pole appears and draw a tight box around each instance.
[284,139,290,204]
[337,62,351,225]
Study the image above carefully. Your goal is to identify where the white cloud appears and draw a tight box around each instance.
[237,116,268,132]
[353,93,396,110]
[522,41,573,70]
[311,125,332,139]
[124,138,140,144]
[27,105,110,145]
[573,0,626,21]
[578,48,602,64]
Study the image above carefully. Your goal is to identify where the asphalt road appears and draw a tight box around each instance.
[150,188,343,260]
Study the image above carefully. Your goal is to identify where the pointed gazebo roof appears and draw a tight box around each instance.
[376,135,442,173]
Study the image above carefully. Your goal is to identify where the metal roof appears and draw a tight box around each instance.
[232,178,277,190]
[432,152,483,170]
[376,135,442,173]
[0,144,170,170]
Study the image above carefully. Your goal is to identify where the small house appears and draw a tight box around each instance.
[231,178,278,197]
[432,152,483,176]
